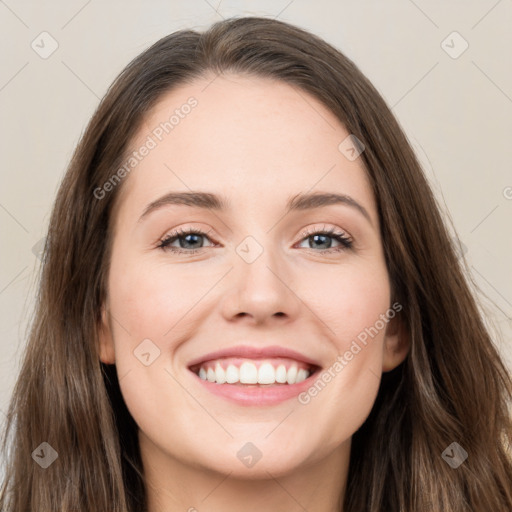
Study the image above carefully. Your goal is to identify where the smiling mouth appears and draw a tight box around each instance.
[189,357,321,386]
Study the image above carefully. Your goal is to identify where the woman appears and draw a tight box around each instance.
[1,16,511,512]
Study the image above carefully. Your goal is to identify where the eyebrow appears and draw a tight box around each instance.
[138,191,373,226]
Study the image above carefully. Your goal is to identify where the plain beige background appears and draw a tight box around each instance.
[1,0,511,428]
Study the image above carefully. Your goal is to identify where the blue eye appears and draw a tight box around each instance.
[157,227,214,254]
[296,226,353,253]
[157,225,353,255]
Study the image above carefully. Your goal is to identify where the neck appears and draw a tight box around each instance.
[139,431,350,512]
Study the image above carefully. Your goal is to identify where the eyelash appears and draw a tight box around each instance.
[157,226,353,255]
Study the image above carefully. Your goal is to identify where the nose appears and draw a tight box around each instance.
[220,243,300,325]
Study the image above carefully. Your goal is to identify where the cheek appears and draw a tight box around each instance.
[298,312,386,448]
[296,263,389,422]
[108,255,208,342]
[312,360,382,451]
[105,255,203,440]
[306,259,391,349]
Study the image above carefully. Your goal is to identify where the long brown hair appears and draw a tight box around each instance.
[1,16,511,512]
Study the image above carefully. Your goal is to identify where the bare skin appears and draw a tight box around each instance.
[99,73,409,512]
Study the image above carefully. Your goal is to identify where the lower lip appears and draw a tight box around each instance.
[190,370,317,406]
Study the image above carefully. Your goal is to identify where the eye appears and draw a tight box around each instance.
[296,225,353,253]
[157,227,216,254]
[157,225,353,255]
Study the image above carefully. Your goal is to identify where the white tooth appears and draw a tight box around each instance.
[286,365,298,384]
[296,369,309,383]
[275,364,287,383]
[225,364,239,384]
[215,362,226,384]
[239,362,258,384]
[199,367,207,380]
[206,367,216,382]
[258,363,276,384]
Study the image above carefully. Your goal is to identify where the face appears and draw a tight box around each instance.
[99,73,408,478]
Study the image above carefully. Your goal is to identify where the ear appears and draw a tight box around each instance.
[382,314,409,372]
[98,304,116,364]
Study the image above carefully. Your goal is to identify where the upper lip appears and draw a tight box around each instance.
[187,344,322,370]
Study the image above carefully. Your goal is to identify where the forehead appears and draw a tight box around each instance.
[116,73,377,226]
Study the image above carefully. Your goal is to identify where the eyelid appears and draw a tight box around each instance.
[298,224,351,241]
[295,224,353,252]
[157,225,217,248]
